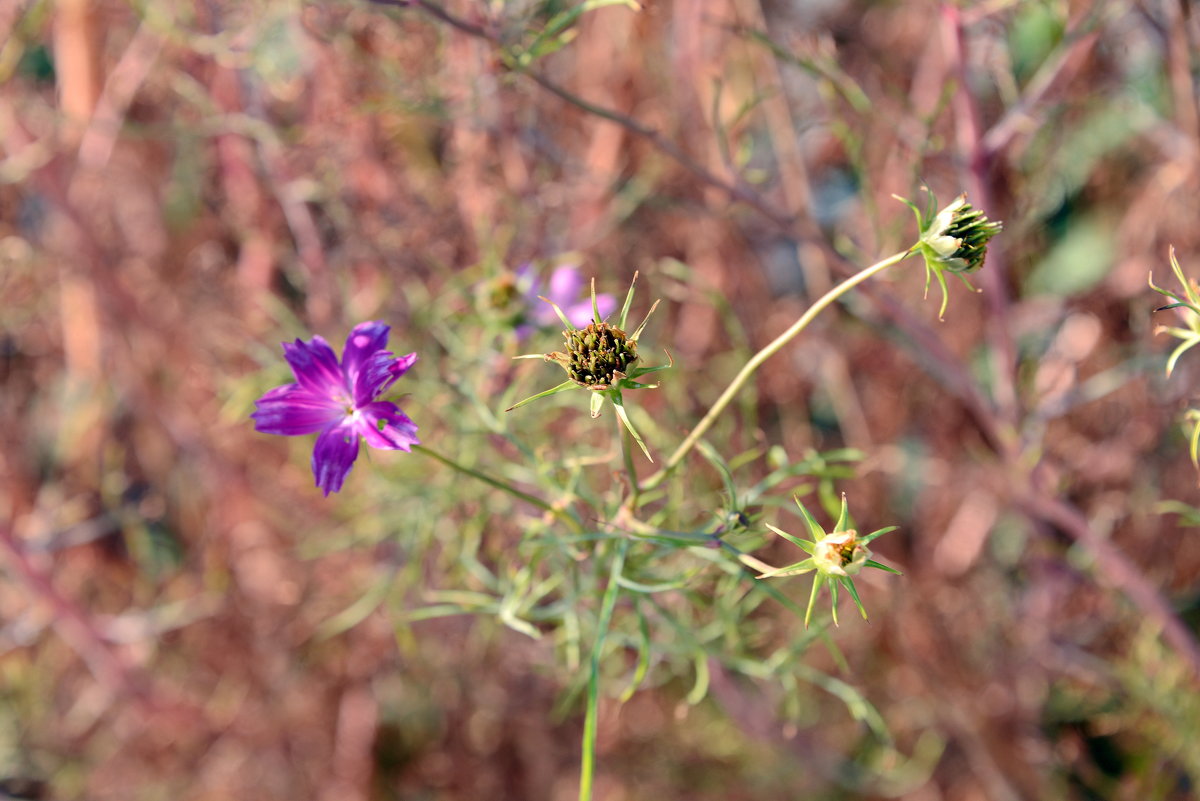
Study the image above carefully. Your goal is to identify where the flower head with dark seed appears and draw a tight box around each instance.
[506,272,669,460]
[556,321,639,389]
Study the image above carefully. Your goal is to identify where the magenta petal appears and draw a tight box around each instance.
[357,401,420,451]
[354,351,417,406]
[252,383,344,435]
[547,265,583,304]
[564,294,616,328]
[342,321,391,391]
[312,421,361,496]
[283,336,348,401]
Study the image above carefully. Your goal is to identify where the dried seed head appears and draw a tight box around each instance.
[559,321,639,389]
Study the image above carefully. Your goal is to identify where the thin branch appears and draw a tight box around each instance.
[1015,491,1200,677]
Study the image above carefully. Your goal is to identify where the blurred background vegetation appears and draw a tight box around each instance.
[3,0,1200,799]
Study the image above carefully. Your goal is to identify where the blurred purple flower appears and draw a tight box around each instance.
[252,321,419,496]
[516,264,617,338]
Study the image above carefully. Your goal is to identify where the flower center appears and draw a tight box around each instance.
[563,322,639,389]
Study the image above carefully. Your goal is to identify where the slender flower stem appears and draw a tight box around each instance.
[640,248,913,492]
[413,445,582,533]
[579,539,628,801]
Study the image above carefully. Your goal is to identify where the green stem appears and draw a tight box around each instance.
[413,444,581,533]
[580,539,628,801]
[639,248,913,492]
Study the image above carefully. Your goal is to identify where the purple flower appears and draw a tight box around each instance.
[252,321,419,496]
[516,264,617,338]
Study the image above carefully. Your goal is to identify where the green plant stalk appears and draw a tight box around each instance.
[580,539,629,801]
[639,248,913,492]
[413,444,582,533]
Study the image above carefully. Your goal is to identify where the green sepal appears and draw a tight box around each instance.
[756,557,816,579]
[590,277,602,324]
[589,390,605,418]
[611,392,652,461]
[804,575,822,628]
[617,270,638,330]
[538,295,575,330]
[793,497,827,541]
[1189,410,1200,470]
[865,559,902,575]
[1165,333,1200,378]
[860,525,899,544]
[834,493,850,533]
[505,379,576,411]
[828,577,840,626]
[765,523,814,553]
[839,576,868,621]
[629,299,661,342]
[931,261,950,321]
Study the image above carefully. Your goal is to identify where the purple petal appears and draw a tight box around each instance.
[354,351,418,406]
[342,321,391,392]
[564,294,617,328]
[514,262,537,286]
[283,336,349,402]
[312,421,361,496]
[252,383,345,435]
[546,265,584,305]
[356,401,420,451]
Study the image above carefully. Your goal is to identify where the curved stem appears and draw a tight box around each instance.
[413,444,582,533]
[640,248,913,492]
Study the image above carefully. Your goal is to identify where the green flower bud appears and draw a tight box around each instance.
[918,194,1002,275]
[756,494,901,627]
[895,189,1003,319]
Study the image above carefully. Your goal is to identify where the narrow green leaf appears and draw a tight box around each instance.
[696,440,738,508]
[618,601,651,702]
[616,574,689,593]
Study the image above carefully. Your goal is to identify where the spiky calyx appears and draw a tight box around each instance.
[895,189,1003,320]
[921,194,1002,275]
